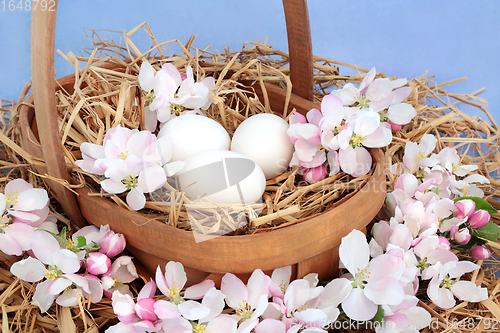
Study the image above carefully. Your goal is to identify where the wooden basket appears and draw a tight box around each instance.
[20,0,386,285]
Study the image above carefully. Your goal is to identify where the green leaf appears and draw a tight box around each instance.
[475,221,500,242]
[371,305,385,324]
[454,196,498,214]
[75,236,87,248]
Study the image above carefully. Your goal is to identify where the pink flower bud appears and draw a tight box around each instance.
[100,231,126,257]
[389,122,402,132]
[454,200,475,219]
[468,210,490,229]
[303,164,327,184]
[450,226,471,245]
[437,236,451,251]
[470,245,492,260]
[86,252,111,275]
[134,298,158,321]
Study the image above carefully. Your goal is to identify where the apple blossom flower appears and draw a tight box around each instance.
[427,261,488,309]
[468,209,490,229]
[413,236,458,280]
[102,256,138,298]
[86,252,111,275]
[99,230,127,257]
[221,269,269,330]
[338,229,406,321]
[0,178,49,225]
[379,295,431,332]
[450,226,471,245]
[454,199,476,219]
[303,164,327,184]
[470,245,492,260]
[401,134,438,173]
[318,94,344,151]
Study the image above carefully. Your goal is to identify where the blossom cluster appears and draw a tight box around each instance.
[0,178,136,312]
[76,62,215,211]
[288,67,417,183]
[76,125,184,210]
[10,223,135,312]
[139,62,215,131]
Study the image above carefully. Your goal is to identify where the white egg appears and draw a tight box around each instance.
[231,113,293,179]
[158,115,230,161]
[177,149,266,204]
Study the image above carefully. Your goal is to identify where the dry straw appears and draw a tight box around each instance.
[0,22,499,332]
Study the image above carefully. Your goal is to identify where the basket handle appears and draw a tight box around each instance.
[30,0,313,228]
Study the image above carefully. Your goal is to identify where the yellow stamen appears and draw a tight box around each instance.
[236,301,253,321]
[193,324,208,333]
[44,269,60,281]
[170,104,185,116]
[118,151,129,160]
[5,192,18,206]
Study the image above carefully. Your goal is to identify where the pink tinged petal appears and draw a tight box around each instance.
[371,220,392,251]
[46,277,72,296]
[99,231,126,257]
[284,279,311,316]
[156,135,174,164]
[5,179,33,195]
[446,261,479,279]
[84,275,103,303]
[164,161,185,177]
[0,233,23,256]
[144,106,158,132]
[200,288,226,323]
[427,276,455,309]
[86,252,111,275]
[161,63,183,86]
[52,249,80,274]
[318,278,353,308]
[395,173,418,196]
[387,103,417,125]
[32,280,57,313]
[8,210,41,223]
[469,210,490,229]
[80,142,105,160]
[10,257,46,282]
[463,174,490,184]
[155,265,170,297]
[290,111,307,125]
[327,150,340,176]
[31,230,61,265]
[178,300,210,321]
[271,266,292,289]
[126,131,153,157]
[14,188,49,211]
[354,110,380,137]
[221,273,248,309]
[294,308,328,328]
[184,279,215,300]
[389,224,412,251]
[339,146,372,177]
[364,277,405,305]
[237,318,259,333]
[154,299,181,319]
[451,281,488,302]
[165,261,188,290]
[56,289,81,307]
[363,125,392,148]
[111,291,138,324]
[299,151,327,169]
[359,67,377,93]
[126,187,146,211]
[331,83,359,106]
[138,62,156,92]
[207,315,238,333]
[255,318,286,333]
[320,94,344,121]
[306,108,323,127]
[303,165,327,184]
[135,298,158,321]
[138,279,157,300]
[454,199,476,219]
[137,165,167,193]
[391,86,412,103]
[339,229,370,275]
[160,317,192,333]
[341,288,378,321]
[101,179,127,194]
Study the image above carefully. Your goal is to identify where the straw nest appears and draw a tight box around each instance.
[0,23,499,332]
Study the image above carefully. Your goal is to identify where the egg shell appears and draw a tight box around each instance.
[177,149,266,205]
[231,113,294,179]
[158,115,230,161]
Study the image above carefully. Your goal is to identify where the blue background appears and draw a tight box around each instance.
[0,0,499,124]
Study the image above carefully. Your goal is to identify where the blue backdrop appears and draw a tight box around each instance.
[1,0,499,123]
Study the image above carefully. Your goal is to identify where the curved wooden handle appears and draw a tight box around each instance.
[30,0,313,228]
[31,1,87,228]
